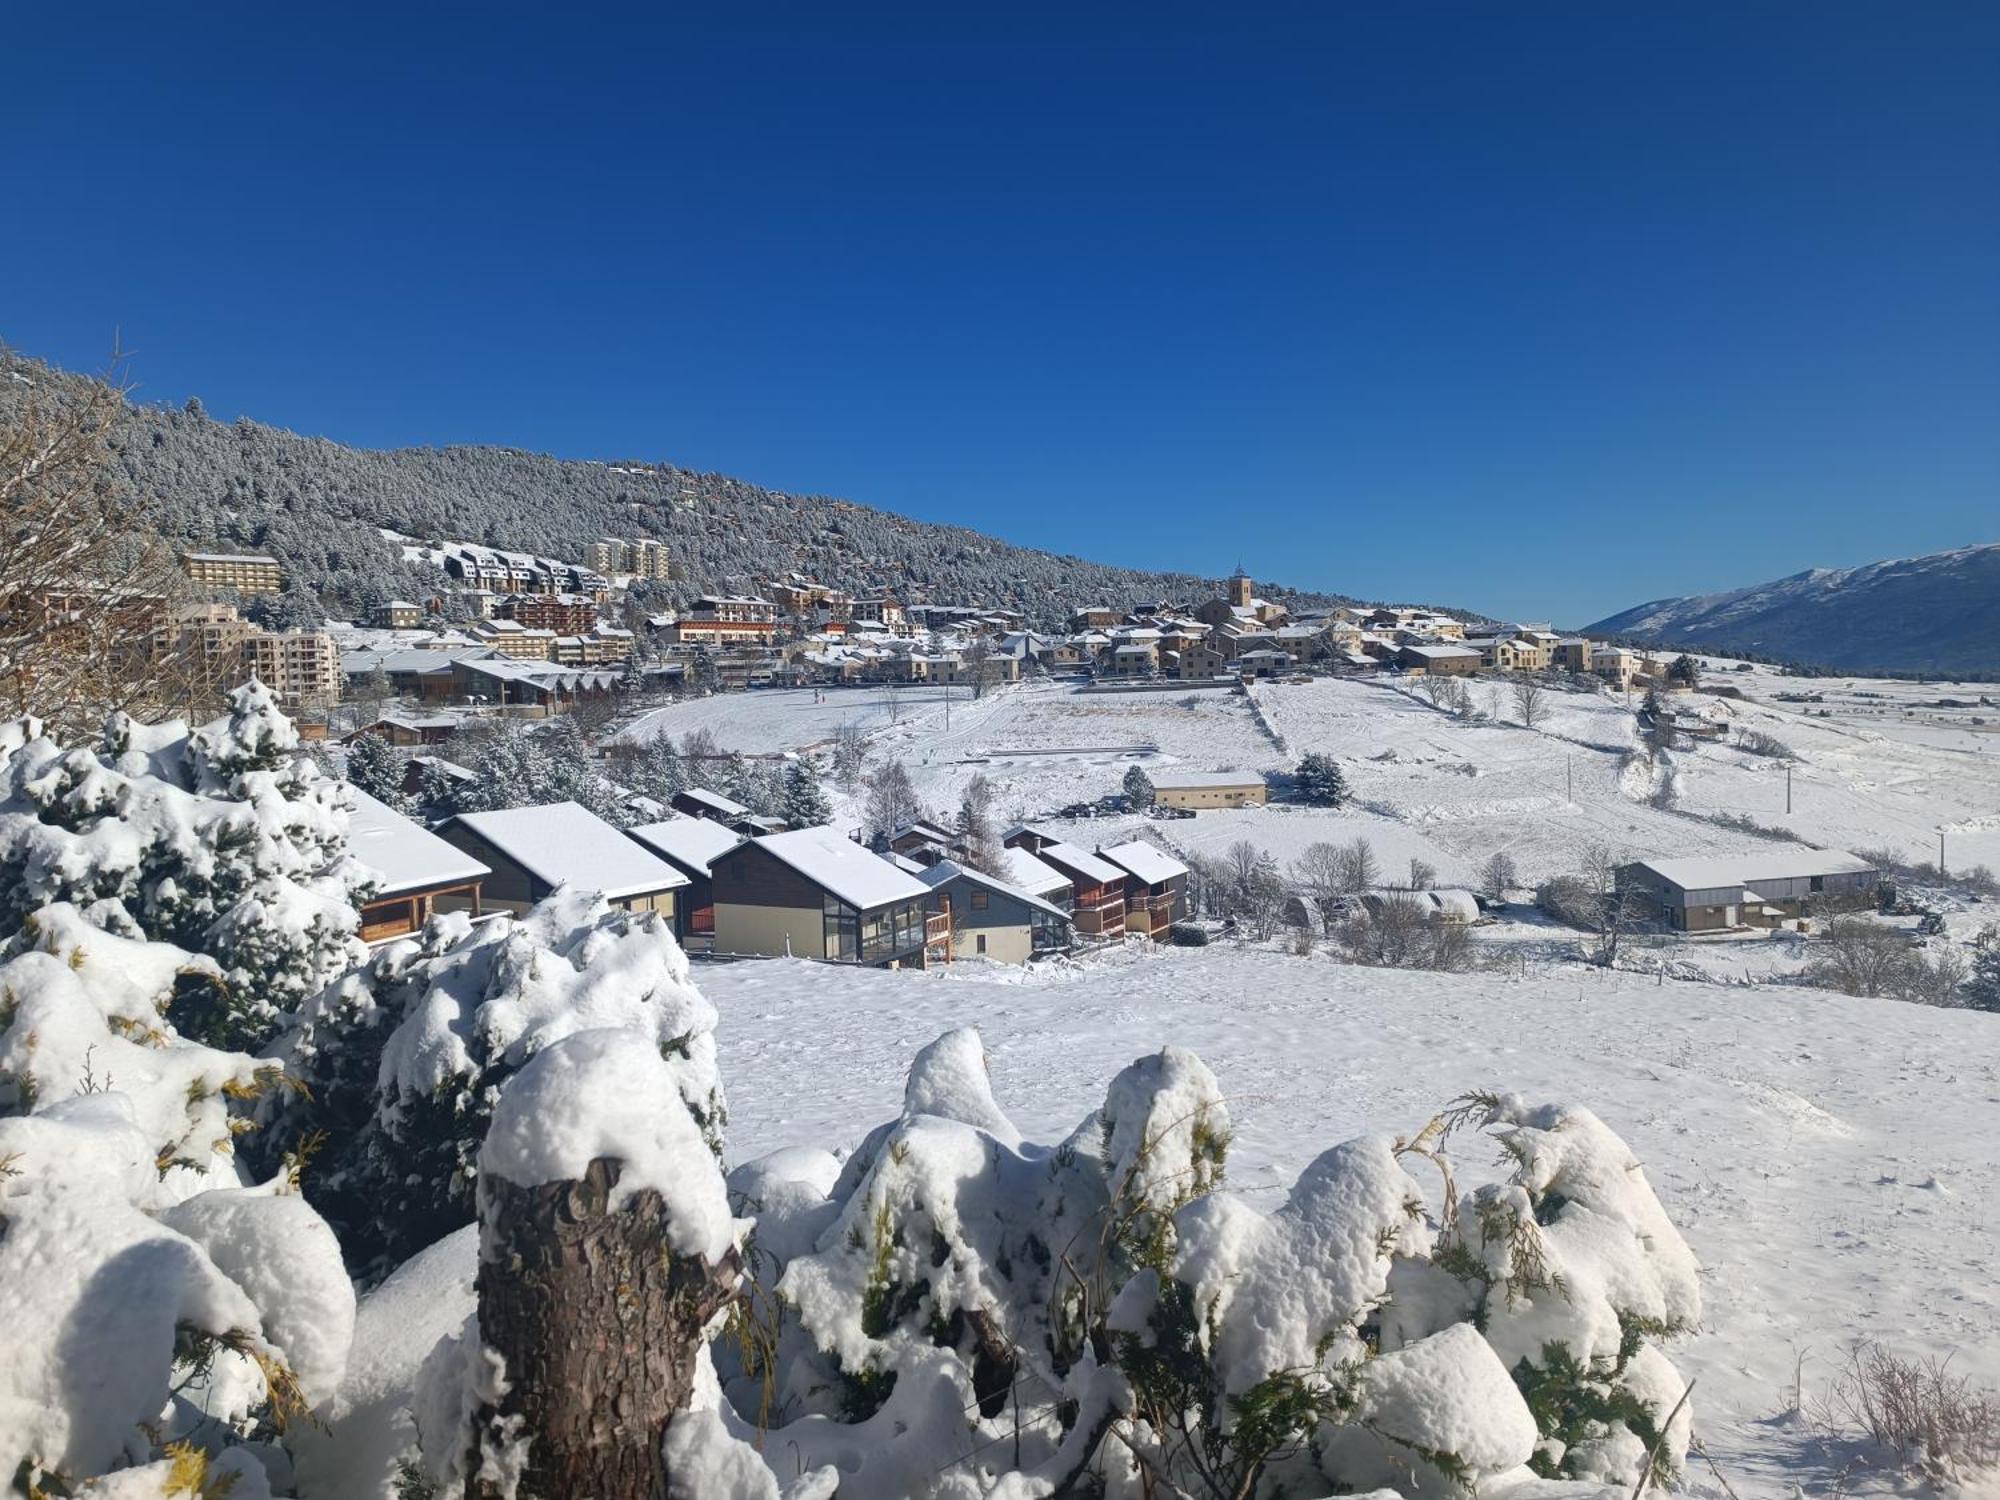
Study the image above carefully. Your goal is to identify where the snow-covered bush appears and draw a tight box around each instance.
[0,904,356,1494]
[0,683,370,1049]
[264,890,724,1279]
[689,1031,1697,1498]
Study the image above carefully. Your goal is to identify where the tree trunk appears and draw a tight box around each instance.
[470,1156,742,1500]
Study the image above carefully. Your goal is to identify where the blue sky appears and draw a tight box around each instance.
[7,3,1996,623]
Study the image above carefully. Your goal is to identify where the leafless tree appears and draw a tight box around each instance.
[1332,836,1378,895]
[831,719,868,792]
[1,345,190,732]
[1512,674,1548,730]
[1806,918,1917,998]
[1290,841,1347,931]
[1408,856,1437,890]
[957,772,1004,873]
[1900,945,1969,1007]
[1478,850,1519,900]
[961,636,996,699]
[1336,896,1473,971]
[864,757,924,838]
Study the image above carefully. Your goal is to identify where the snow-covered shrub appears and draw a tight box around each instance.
[264,890,724,1279]
[0,683,370,1049]
[705,1031,1698,1498]
[0,905,356,1493]
[1416,1095,1700,1487]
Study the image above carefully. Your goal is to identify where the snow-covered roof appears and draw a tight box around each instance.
[625,817,742,876]
[1401,644,1482,661]
[1034,839,1125,887]
[918,860,1072,923]
[1000,845,1072,897]
[1099,839,1189,887]
[1151,770,1265,790]
[747,826,931,910]
[449,802,687,897]
[679,786,751,819]
[1627,849,1877,894]
[347,788,490,897]
[410,754,476,781]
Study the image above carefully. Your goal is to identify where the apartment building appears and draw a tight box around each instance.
[587,537,672,580]
[503,592,599,635]
[673,596,780,646]
[244,628,342,706]
[182,552,283,594]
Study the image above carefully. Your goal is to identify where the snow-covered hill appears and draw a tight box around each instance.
[1586,543,2000,674]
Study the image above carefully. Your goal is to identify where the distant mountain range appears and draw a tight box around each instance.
[1586,543,2000,675]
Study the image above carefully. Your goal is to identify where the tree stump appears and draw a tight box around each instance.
[470,1155,742,1500]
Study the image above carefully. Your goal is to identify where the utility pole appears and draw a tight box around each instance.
[1566,755,1573,802]
[1939,832,1947,879]
[1786,763,1792,815]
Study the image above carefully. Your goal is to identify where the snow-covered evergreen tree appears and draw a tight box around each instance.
[343,730,406,807]
[0,683,370,1050]
[1123,763,1156,809]
[1294,750,1348,806]
[0,903,356,1493]
[263,890,724,1279]
[779,759,833,828]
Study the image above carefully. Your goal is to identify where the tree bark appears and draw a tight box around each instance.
[471,1156,742,1500]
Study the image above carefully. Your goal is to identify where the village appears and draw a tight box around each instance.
[135,538,1983,1003]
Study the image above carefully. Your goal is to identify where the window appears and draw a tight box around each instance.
[970,890,989,911]
[976,934,987,954]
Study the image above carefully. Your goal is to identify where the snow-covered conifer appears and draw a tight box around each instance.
[779,759,834,828]
[265,891,724,1278]
[1294,750,1348,807]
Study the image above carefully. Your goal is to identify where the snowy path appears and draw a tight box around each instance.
[702,947,2000,1497]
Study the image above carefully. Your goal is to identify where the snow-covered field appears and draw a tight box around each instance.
[808,671,2000,891]
[702,945,2000,1499]
[617,684,970,754]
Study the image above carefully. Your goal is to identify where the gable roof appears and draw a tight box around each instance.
[447,802,686,898]
[625,817,743,876]
[1625,849,1876,894]
[678,786,751,819]
[740,825,930,910]
[918,860,1072,923]
[347,788,490,897]
[999,845,1072,898]
[1034,839,1124,887]
[1099,839,1189,886]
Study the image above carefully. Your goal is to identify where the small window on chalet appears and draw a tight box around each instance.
[970,890,988,910]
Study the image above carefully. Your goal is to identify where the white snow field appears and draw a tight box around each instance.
[811,671,2000,887]
[617,684,969,754]
[701,946,2000,1499]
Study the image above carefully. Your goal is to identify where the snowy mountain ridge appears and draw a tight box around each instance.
[1586,541,2000,673]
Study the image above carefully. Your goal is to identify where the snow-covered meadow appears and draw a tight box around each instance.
[701,945,2000,1498]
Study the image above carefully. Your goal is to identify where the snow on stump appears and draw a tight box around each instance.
[470,1028,744,1500]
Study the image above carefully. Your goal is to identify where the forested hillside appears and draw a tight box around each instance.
[6,351,1349,626]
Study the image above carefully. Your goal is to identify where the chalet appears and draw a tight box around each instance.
[347,788,489,943]
[1149,771,1269,811]
[351,714,457,747]
[887,820,958,865]
[372,600,425,629]
[674,787,752,825]
[625,817,744,943]
[709,826,939,966]
[1614,850,1880,933]
[999,845,1074,909]
[1099,839,1190,941]
[438,802,686,917]
[401,753,477,800]
[1465,636,1550,673]
[917,860,1074,962]
[1004,827,1127,938]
